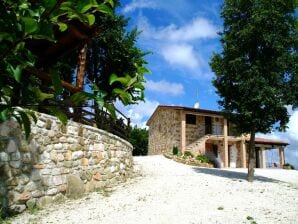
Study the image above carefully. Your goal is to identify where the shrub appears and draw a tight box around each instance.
[172,146,179,155]
[183,151,194,158]
[284,163,295,170]
[195,154,210,163]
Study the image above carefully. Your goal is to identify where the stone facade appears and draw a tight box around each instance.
[0,112,133,216]
[148,108,181,155]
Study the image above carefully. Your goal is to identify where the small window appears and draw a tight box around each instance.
[186,114,196,125]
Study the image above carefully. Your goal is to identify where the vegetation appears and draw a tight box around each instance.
[183,151,194,158]
[129,126,148,156]
[210,0,297,181]
[172,146,179,155]
[0,0,149,138]
[284,163,295,170]
[195,155,210,163]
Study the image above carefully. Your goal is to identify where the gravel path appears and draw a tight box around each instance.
[11,155,298,224]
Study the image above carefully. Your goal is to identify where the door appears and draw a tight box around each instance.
[255,147,260,168]
[205,117,212,134]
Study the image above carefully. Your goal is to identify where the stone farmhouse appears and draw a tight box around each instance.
[147,105,288,168]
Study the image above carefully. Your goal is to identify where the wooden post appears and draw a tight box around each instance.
[260,147,266,168]
[74,44,88,122]
[223,118,228,168]
[76,44,87,90]
[279,146,285,168]
[180,111,186,153]
[240,137,247,168]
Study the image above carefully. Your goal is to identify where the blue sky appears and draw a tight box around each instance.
[116,0,298,168]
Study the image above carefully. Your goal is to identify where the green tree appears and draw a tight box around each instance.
[0,0,149,137]
[129,126,148,156]
[210,0,297,182]
[85,7,148,106]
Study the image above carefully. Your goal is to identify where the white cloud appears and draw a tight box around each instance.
[123,0,157,13]
[116,99,159,128]
[138,16,217,42]
[161,44,200,69]
[146,79,184,96]
[257,110,298,169]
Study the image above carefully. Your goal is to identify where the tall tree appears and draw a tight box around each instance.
[129,126,148,156]
[210,0,297,181]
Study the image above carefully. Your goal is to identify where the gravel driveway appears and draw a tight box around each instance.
[11,155,298,224]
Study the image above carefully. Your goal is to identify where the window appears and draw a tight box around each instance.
[186,114,196,125]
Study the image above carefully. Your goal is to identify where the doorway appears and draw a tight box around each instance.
[255,147,260,168]
[205,116,212,134]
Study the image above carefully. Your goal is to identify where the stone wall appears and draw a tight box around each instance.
[0,112,133,216]
[148,108,181,155]
[185,115,205,146]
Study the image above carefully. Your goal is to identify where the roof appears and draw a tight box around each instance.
[146,105,224,125]
[249,137,289,146]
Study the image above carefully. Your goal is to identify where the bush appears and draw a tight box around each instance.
[183,151,194,158]
[172,146,179,155]
[284,163,295,170]
[195,154,210,163]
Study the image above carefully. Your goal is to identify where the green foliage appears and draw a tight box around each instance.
[0,0,149,139]
[172,146,179,155]
[210,0,297,181]
[129,126,148,156]
[195,155,210,163]
[284,163,295,170]
[85,12,149,106]
[183,151,194,158]
[0,0,115,138]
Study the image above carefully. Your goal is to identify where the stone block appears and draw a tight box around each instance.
[93,172,101,181]
[58,184,67,193]
[26,198,37,210]
[66,175,85,199]
[80,170,92,181]
[24,181,37,192]
[0,152,9,162]
[9,160,21,169]
[60,168,70,174]
[21,164,33,173]
[85,180,96,192]
[93,143,104,151]
[72,151,84,160]
[19,174,30,185]
[80,158,89,166]
[18,192,31,203]
[64,161,72,168]
[53,193,66,203]
[54,143,63,150]
[31,170,41,181]
[31,190,44,198]
[36,120,45,128]
[64,151,72,161]
[33,163,45,169]
[36,196,52,208]
[7,140,17,153]
[9,204,26,214]
[22,153,32,163]
[46,188,58,196]
[19,141,30,152]
[2,164,11,178]
[6,177,18,186]
[53,176,63,186]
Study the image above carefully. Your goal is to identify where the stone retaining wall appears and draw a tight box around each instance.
[0,112,133,216]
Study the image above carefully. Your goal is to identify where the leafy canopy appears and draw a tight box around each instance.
[210,0,297,134]
[0,0,149,138]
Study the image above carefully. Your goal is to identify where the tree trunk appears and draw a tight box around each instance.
[247,128,256,182]
[74,44,87,122]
